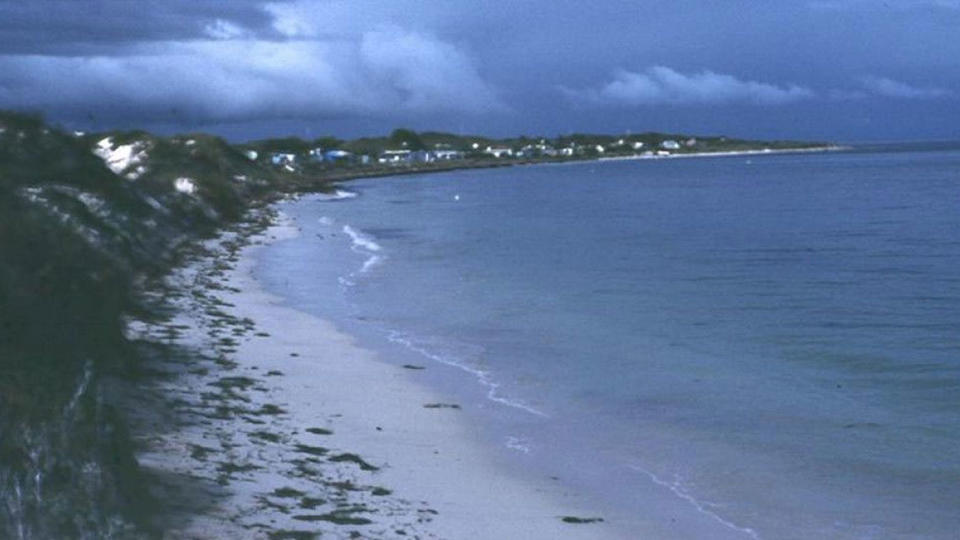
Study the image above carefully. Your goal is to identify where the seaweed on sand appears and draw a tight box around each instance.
[293,508,373,526]
[561,516,604,524]
[293,444,329,456]
[329,453,380,471]
[273,487,307,498]
[269,531,318,540]
[423,403,460,409]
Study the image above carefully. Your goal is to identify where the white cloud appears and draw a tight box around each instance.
[565,66,814,106]
[264,1,454,38]
[860,76,952,99]
[203,19,251,40]
[358,28,502,114]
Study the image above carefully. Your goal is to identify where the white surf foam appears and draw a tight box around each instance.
[343,225,382,253]
[505,436,533,454]
[336,225,386,286]
[386,330,548,418]
[315,189,358,201]
[629,464,760,539]
[359,254,383,274]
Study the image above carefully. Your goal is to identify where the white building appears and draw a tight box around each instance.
[379,149,411,163]
[660,140,681,150]
[270,152,297,165]
[484,146,513,158]
[434,150,465,160]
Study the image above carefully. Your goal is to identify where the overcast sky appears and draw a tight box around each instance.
[1,0,957,141]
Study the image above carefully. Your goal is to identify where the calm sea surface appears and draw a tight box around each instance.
[258,148,960,539]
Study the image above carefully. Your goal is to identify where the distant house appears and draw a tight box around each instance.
[484,146,513,158]
[308,148,324,162]
[324,149,353,162]
[409,150,434,163]
[517,143,557,158]
[560,147,575,157]
[379,149,412,163]
[517,145,536,157]
[684,138,698,147]
[594,144,605,154]
[270,152,297,165]
[660,140,681,150]
[244,150,259,161]
[631,141,645,150]
[433,149,465,160]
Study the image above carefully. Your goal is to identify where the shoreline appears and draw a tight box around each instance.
[596,145,848,162]
[126,209,625,538]
[291,144,842,189]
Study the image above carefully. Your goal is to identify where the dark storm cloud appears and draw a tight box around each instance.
[0,1,279,53]
[0,1,506,124]
[0,0,957,140]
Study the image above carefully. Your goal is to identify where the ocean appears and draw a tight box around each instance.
[256,147,960,539]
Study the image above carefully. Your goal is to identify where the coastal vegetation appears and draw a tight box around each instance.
[0,111,286,537]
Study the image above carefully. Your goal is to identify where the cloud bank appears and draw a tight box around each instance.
[860,76,952,99]
[0,21,504,123]
[565,66,815,107]
[0,1,957,139]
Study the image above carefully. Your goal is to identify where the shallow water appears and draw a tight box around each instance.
[258,149,960,539]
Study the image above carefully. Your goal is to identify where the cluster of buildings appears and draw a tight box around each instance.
[244,148,370,171]
[480,137,699,159]
[377,148,466,164]
[252,137,701,171]
[251,146,467,170]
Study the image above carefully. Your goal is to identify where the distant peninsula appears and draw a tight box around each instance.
[233,128,839,186]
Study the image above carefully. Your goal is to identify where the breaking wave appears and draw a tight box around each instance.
[316,189,358,201]
[386,330,548,418]
[343,225,382,253]
[629,464,760,539]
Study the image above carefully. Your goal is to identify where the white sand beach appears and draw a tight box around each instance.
[128,212,627,539]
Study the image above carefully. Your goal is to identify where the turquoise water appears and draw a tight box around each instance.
[258,149,960,539]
